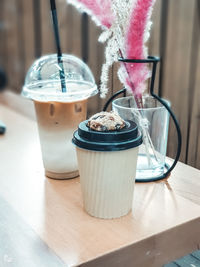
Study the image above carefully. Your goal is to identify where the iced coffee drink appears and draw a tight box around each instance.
[22,54,97,179]
[34,98,87,179]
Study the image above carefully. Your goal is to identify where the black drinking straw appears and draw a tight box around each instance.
[50,0,67,92]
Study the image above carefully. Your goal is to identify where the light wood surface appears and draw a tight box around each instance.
[0,91,200,267]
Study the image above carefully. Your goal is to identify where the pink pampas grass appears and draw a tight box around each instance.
[121,0,156,98]
[67,0,156,102]
[67,0,114,28]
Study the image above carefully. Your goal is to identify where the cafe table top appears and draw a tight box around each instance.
[0,90,200,267]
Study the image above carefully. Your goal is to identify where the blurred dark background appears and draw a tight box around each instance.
[0,0,199,169]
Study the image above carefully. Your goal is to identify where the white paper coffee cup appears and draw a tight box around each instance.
[73,120,142,219]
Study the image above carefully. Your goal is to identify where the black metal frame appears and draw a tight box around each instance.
[103,56,182,182]
[0,68,7,134]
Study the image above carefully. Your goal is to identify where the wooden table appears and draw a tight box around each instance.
[0,91,200,267]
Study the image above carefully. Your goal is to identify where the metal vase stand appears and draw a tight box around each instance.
[103,56,182,182]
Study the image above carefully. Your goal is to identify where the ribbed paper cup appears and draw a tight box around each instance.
[76,146,139,218]
[72,120,142,219]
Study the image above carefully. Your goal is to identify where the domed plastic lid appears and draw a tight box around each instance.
[22,54,98,102]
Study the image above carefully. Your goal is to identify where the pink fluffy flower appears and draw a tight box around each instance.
[123,0,156,97]
[67,0,114,28]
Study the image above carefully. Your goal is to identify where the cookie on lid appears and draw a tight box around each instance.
[87,111,125,132]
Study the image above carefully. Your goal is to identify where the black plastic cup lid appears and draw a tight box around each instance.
[72,120,142,152]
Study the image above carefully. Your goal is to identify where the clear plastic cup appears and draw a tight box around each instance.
[22,54,97,179]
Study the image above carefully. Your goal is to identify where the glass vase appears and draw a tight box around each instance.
[112,95,170,181]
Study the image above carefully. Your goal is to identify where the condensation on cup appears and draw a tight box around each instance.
[22,54,98,179]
